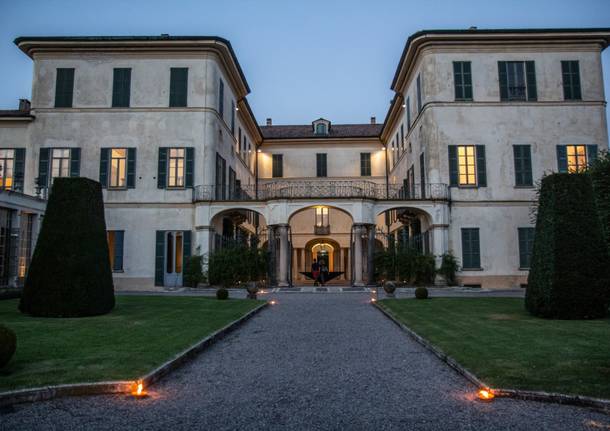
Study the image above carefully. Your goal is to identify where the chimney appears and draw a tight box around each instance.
[266,118,272,126]
[19,99,31,112]
[370,116,376,125]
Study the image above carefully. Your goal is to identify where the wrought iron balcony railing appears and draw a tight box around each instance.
[193,181,449,202]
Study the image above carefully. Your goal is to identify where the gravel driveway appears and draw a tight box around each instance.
[1,293,608,430]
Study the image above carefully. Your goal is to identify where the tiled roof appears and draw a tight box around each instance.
[261,124,383,140]
[0,110,33,118]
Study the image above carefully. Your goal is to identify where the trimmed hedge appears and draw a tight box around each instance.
[208,246,268,288]
[590,150,610,250]
[525,173,610,319]
[0,324,16,368]
[19,178,115,317]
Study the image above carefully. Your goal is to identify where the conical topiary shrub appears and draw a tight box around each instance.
[19,177,115,317]
[525,173,610,319]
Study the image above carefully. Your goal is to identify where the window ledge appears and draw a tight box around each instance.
[514,185,534,189]
[518,267,530,271]
[112,270,124,273]
[461,267,483,271]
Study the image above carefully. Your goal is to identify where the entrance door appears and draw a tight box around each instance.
[164,231,183,287]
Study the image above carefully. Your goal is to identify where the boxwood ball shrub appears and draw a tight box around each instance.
[216,287,229,300]
[415,287,428,299]
[525,173,610,319]
[0,324,17,368]
[19,178,115,317]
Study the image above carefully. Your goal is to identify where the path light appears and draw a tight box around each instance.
[269,300,277,305]
[370,297,377,303]
[477,388,495,402]
[130,380,148,399]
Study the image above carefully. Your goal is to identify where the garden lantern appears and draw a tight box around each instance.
[477,388,494,402]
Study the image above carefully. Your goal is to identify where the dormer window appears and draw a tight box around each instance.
[312,118,331,136]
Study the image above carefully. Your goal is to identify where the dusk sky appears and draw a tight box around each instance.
[1,0,609,136]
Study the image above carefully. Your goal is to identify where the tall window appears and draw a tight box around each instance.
[55,68,75,108]
[498,61,537,101]
[109,148,127,188]
[231,100,236,134]
[461,228,481,269]
[218,79,225,119]
[406,96,411,130]
[51,149,71,179]
[169,68,188,107]
[416,74,422,113]
[215,153,227,199]
[315,207,329,227]
[272,154,283,178]
[453,61,472,101]
[316,153,327,177]
[457,145,477,186]
[360,153,371,177]
[565,145,587,173]
[561,61,581,100]
[0,150,14,190]
[112,68,131,107]
[168,148,185,188]
[400,124,405,151]
[518,227,535,269]
[107,230,124,271]
[513,145,533,186]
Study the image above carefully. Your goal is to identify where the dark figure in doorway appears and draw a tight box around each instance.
[311,259,321,286]
[319,260,329,286]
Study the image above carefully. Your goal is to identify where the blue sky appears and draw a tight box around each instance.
[1,0,609,132]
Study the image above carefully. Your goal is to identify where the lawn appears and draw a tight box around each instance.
[379,297,610,399]
[0,295,263,392]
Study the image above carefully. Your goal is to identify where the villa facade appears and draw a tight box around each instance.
[0,28,609,289]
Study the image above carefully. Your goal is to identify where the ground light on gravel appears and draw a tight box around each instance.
[0,296,262,391]
[1,293,609,431]
[380,297,610,399]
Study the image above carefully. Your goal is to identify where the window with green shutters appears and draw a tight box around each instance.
[0,149,25,191]
[461,228,481,269]
[498,61,537,101]
[169,68,188,107]
[448,145,486,187]
[112,68,131,107]
[518,227,535,269]
[416,74,422,113]
[219,79,224,119]
[513,145,533,186]
[453,61,472,101]
[561,61,581,100]
[316,153,327,177]
[556,145,598,173]
[55,68,74,108]
[107,230,124,271]
[157,147,193,189]
[215,153,227,199]
[272,154,283,178]
[406,96,411,130]
[100,148,136,189]
[360,152,371,177]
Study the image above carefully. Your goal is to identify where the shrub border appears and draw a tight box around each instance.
[373,301,610,414]
[0,301,268,407]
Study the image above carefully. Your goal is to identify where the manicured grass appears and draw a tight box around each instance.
[0,295,263,392]
[380,297,610,399]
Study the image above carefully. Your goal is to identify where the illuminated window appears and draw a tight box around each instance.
[0,149,15,190]
[566,145,587,173]
[168,148,185,188]
[315,207,329,227]
[457,145,477,185]
[51,148,70,179]
[109,148,127,188]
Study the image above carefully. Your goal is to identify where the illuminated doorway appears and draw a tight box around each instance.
[311,242,334,271]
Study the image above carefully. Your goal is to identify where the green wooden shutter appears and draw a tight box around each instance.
[462,228,481,269]
[13,148,25,192]
[182,230,192,286]
[476,145,487,187]
[525,61,537,101]
[55,68,74,108]
[498,61,508,101]
[185,147,194,188]
[157,148,167,188]
[587,145,598,164]
[154,231,165,286]
[99,148,109,188]
[556,145,568,172]
[112,68,131,107]
[70,148,81,177]
[169,68,188,107]
[572,62,582,100]
[513,145,532,186]
[448,146,458,186]
[453,62,462,100]
[463,61,472,100]
[114,231,124,271]
[127,148,136,188]
[38,148,50,188]
[561,61,571,100]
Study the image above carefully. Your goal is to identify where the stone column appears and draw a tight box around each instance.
[277,224,290,287]
[353,224,365,286]
[268,225,277,286]
[292,247,299,282]
[367,224,375,285]
[339,247,345,280]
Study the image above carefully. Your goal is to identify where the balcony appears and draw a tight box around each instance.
[193,181,449,202]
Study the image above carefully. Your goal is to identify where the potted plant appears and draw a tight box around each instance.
[383,280,397,298]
